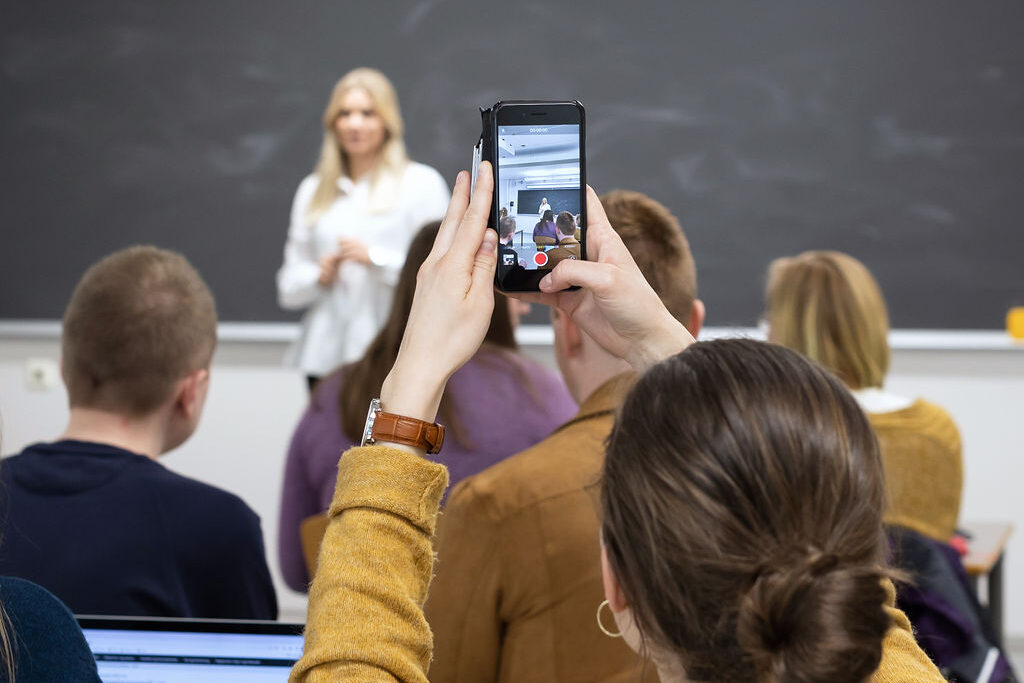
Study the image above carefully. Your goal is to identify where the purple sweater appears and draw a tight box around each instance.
[277,347,577,591]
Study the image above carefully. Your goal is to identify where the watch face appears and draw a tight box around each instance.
[362,398,382,445]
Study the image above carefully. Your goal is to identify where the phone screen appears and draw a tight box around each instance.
[494,112,584,290]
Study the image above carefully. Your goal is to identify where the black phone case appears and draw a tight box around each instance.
[477,100,586,292]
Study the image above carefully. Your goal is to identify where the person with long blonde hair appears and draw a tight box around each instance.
[276,68,449,389]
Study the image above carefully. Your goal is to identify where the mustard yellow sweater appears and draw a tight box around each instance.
[871,399,963,541]
[290,445,945,682]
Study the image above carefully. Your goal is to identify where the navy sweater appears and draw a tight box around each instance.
[0,440,277,619]
[0,575,100,681]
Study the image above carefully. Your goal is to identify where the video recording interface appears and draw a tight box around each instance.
[496,124,581,271]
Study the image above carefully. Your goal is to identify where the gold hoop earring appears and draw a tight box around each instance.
[596,599,623,638]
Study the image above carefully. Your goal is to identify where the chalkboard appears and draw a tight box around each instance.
[2,1,1022,328]
[516,190,582,220]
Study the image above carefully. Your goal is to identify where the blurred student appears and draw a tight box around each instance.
[545,210,581,268]
[765,251,963,542]
[532,209,557,243]
[277,222,576,592]
[426,190,704,681]
[290,169,944,682]
[276,67,449,390]
[0,246,277,619]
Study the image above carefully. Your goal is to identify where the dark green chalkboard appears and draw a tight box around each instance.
[2,1,1022,327]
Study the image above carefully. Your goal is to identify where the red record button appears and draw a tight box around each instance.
[533,251,549,266]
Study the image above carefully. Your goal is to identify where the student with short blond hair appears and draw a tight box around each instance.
[766,250,963,541]
[0,246,277,619]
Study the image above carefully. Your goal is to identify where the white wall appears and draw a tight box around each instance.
[2,328,1023,629]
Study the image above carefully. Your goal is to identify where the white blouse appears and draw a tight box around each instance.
[276,162,449,375]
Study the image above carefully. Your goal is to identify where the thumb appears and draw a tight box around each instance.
[471,230,499,294]
[541,258,613,295]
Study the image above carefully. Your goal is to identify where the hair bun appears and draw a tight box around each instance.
[736,555,890,683]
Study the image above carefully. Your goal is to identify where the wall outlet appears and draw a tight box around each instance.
[25,357,60,391]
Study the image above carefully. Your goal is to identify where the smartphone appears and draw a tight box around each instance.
[478,101,586,291]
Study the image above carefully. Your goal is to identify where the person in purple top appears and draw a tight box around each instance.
[533,209,558,243]
[277,221,577,592]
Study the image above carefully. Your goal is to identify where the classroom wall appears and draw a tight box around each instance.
[1,332,1022,628]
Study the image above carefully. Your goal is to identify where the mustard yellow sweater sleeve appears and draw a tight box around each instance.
[290,445,449,683]
[873,580,948,682]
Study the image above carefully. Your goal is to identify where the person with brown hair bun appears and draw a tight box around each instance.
[601,339,897,682]
[765,251,963,542]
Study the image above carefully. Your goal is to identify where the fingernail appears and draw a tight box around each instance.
[540,274,552,290]
[455,171,467,185]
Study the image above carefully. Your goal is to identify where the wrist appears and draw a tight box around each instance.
[627,316,692,372]
[380,357,447,424]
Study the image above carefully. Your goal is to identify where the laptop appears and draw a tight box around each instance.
[77,615,304,682]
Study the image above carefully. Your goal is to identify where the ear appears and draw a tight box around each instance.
[688,298,706,339]
[601,543,629,612]
[552,308,584,360]
[175,368,210,421]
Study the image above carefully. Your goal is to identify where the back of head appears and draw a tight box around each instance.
[599,190,697,329]
[542,209,554,223]
[62,246,217,416]
[499,216,517,240]
[555,211,575,239]
[602,339,891,683]
[766,250,889,389]
[339,221,515,441]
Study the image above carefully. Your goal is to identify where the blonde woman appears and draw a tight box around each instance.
[765,251,963,542]
[276,68,449,388]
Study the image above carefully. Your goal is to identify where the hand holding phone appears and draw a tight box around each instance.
[512,185,694,372]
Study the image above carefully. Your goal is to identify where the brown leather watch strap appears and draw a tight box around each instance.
[370,411,446,455]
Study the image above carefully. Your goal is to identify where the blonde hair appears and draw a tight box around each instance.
[306,68,409,222]
[766,251,889,389]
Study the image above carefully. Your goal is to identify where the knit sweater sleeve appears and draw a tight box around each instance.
[289,445,449,683]
[872,580,948,682]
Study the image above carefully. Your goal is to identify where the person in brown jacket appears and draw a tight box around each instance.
[545,211,582,268]
[425,190,705,682]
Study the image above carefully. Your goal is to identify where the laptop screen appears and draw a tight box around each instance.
[77,616,304,683]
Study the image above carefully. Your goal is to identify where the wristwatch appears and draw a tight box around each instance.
[361,398,446,455]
